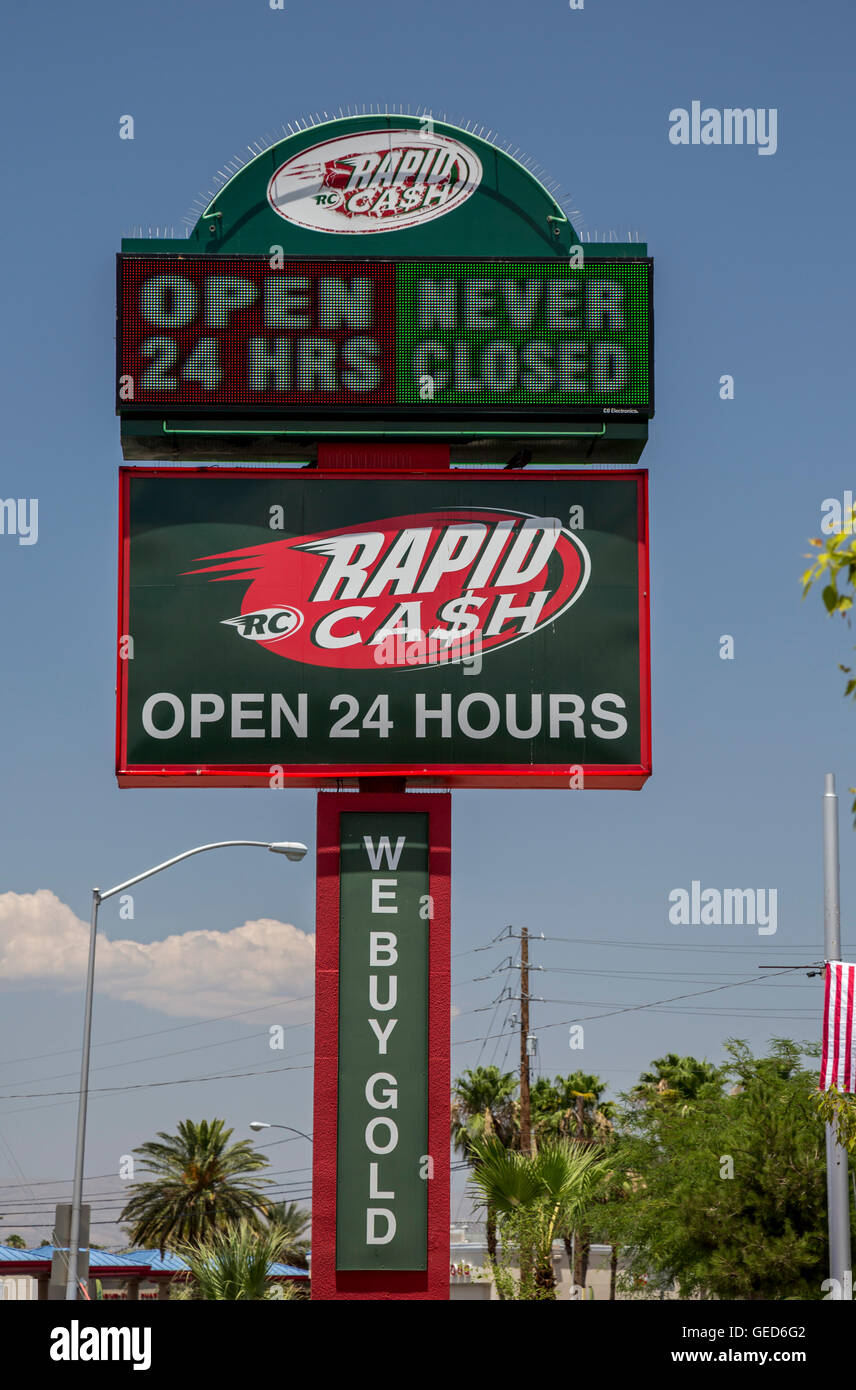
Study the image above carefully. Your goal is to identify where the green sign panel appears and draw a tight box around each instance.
[336,812,429,1270]
[123,114,583,261]
[117,468,650,788]
[395,259,651,413]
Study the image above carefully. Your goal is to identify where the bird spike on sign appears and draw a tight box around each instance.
[120,112,651,465]
[178,105,589,230]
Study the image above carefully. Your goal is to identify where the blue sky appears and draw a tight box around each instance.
[1,0,854,1240]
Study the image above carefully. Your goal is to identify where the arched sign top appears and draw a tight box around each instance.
[187,114,579,258]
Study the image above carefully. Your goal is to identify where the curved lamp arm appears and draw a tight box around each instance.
[98,840,307,902]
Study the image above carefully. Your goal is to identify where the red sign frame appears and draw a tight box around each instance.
[312,791,451,1300]
[116,467,651,790]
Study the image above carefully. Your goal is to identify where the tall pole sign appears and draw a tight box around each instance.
[314,793,450,1299]
[116,110,653,1302]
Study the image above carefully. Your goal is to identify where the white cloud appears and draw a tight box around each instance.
[0,890,315,1020]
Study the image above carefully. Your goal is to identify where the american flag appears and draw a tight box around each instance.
[820,962,856,1091]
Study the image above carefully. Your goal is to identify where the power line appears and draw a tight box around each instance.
[0,1057,314,1103]
[517,996,820,1013]
[487,1002,513,1069]
[1,1183,314,1213]
[538,935,846,954]
[451,967,802,1046]
[542,967,817,981]
[0,1022,314,1092]
[471,968,511,1068]
[0,992,314,1072]
[0,1163,312,1200]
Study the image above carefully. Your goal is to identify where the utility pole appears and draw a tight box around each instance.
[823,773,853,1299]
[519,927,531,1155]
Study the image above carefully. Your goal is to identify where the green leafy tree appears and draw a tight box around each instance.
[468,1136,608,1300]
[172,1220,304,1300]
[2,1233,27,1249]
[802,517,856,817]
[815,1085,856,1153]
[120,1118,272,1254]
[263,1200,310,1268]
[601,1041,840,1300]
[802,512,856,626]
[451,1066,518,1276]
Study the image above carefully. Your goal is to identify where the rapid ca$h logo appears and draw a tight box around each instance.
[266,129,483,233]
[186,509,590,671]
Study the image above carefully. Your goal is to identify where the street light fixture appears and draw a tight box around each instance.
[65,838,308,1300]
[250,1121,313,1143]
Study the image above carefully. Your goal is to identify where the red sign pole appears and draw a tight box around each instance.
[312,790,451,1300]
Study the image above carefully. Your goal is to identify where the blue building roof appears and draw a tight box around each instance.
[0,1245,46,1263]
[123,1249,189,1273]
[124,1249,307,1277]
[0,1245,308,1278]
[14,1245,152,1269]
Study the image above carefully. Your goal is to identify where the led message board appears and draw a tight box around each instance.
[117,467,651,789]
[117,256,653,420]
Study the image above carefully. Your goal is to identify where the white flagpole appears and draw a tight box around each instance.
[823,773,852,1298]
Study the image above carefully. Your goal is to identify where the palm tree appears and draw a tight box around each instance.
[532,1072,615,1143]
[451,1066,518,1276]
[468,1136,608,1299]
[263,1200,310,1268]
[452,1066,518,1150]
[632,1054,721,1108]
[173,1220,302,1300]
[120,1118,272,1254]
[532,1072,615,1290]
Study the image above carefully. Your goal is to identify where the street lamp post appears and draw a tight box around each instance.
[249,1121,313,1144]
[65,838,308,1300]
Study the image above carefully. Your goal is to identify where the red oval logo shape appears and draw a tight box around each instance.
[266,129,483,234]
[186,509,590,670]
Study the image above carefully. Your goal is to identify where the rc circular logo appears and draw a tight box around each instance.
[221,604,303,642]
[186,508,590,671]
[266,128,483,234]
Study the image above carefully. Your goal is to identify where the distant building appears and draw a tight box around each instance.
[0,1244,308,1300]
[449,1222,617,1300]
